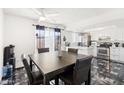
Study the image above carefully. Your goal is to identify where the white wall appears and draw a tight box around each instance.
[4,14,70,68]
[4,14,36,68]
[0,9,4,81]
[85,25,124,41]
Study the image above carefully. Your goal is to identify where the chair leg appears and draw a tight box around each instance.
[55,76,59,85]
[28,81,30,85]
[85,78,90,85]
[85,69,91,85]
[85,80,89,85]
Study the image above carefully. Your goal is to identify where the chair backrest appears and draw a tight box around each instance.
[38,48,49,53]
[68,48,78,54]
[21,54,34,84]
[73,56,93,85]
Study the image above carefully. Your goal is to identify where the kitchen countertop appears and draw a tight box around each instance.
[65,46,97,56]
[65,46,124,64]
[66,46,94,49]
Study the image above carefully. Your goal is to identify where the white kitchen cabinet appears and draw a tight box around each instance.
[110,47,120,56]
[119,48,124,62]
[78,48,91,55]
[110,47,124,62]
[111,55,120,61]
[66,46,95,56]
[110,47,120,61]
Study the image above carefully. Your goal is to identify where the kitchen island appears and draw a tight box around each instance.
[64,46,124,64]
[65,46,97,56]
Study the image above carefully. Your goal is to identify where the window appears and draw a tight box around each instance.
[36,25,61,52]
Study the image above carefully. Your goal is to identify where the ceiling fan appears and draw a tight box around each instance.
[32,8,59,23]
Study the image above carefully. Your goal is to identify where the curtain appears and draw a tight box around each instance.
[54,28,61,51]
[36,25,45,48]
[44,27,54,52]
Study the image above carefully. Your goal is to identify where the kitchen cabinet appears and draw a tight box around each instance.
[110,47,120,61]
[66,46,95,56]
[78,48,92,55]
[119,48,124,62]
[110,47,120,56]
[65,46,124,62]
[110,47,124,62]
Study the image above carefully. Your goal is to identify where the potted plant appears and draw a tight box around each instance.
[114,42,120,47]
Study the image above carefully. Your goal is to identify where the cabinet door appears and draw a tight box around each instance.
[119,48,124,62]
[111,55,120,61]
[112,48,120,56]
[110,47,120,61]
[78,49,88,55]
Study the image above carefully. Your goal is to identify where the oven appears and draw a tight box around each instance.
[97,47,110,60]
[97,46,111,78]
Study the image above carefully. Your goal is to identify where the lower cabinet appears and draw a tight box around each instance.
[110,47,124,62]
[119,48,124,62]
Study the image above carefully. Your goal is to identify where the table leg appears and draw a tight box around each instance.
[43,75,49,85]
[43,75,46,85]
[30,59,32,71]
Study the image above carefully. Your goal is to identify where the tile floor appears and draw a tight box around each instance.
[1,58,124,85]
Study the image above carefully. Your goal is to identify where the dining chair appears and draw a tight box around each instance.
[59,56,93,85]
[68,48,78,54]
[38,48,49,53]
[21,54,44,85]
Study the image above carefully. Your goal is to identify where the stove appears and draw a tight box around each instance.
[97,47,110,61]
[97,44,111,78]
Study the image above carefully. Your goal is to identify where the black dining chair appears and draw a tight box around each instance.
[59,56,93,85]
[68,48,78,54]
[38,48,49,53]
[21,54,44,85]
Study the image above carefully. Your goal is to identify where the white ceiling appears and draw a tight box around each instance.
[4,8,124,32]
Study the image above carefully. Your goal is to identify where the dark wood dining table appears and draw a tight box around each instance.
[29,51,91,85]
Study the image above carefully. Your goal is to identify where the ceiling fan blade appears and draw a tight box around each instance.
[46,13,59,17]
[32,8,58,23]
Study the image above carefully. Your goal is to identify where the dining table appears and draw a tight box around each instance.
[29,51,91,85]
